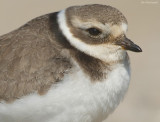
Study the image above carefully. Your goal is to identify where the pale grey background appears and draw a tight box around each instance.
[0,0,160,122]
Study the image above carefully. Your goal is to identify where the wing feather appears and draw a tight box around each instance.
[0,14,72,102]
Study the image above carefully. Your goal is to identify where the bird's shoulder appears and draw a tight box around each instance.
[0,14,72,102]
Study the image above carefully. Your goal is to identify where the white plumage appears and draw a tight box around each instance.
[0,60,130,122]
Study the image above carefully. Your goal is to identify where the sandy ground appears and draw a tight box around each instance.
[0,0,160,122]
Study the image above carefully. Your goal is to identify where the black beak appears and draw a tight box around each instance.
[115,38,142,52]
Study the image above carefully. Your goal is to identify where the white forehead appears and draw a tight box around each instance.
[71,17,128,37]
[110,23,128,37]
[121,23,128,32]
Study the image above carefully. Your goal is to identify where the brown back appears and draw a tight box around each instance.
[0,13,72,102]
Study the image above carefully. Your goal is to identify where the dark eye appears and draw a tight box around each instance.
[87,28,101,36]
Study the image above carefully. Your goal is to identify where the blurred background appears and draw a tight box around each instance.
[0,0,160,122]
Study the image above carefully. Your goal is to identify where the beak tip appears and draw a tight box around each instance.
[115,37,142,53]
[139,49,142,52]
[135,46,142,52]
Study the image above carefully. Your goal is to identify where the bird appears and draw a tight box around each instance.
[0,4,142,122]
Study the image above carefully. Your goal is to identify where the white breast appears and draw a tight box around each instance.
[0,61,130,122]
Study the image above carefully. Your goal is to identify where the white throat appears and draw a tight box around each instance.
[58,10,127,63]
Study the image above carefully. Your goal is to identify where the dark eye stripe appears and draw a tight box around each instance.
[87,28,102,36]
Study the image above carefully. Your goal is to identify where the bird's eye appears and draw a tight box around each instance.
[87,28,102,36]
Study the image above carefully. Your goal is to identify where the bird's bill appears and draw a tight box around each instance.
[115,38,142,52]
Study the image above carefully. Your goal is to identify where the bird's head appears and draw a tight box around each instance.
[58,4,142,62]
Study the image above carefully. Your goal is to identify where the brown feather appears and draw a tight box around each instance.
[0,13,72,102]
